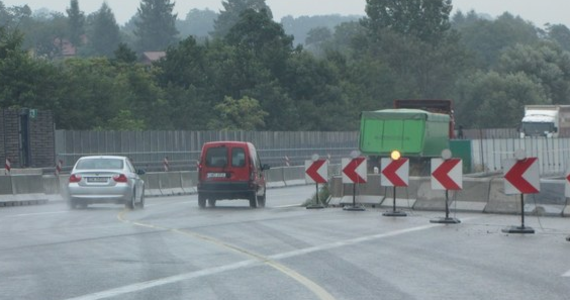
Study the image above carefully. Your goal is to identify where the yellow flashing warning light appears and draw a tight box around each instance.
[390,150,401,161]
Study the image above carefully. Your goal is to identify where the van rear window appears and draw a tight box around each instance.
[232,148,246,167]
[206,147,228,167]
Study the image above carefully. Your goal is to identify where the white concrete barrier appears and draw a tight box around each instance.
[142,173,162,197]
[159,172,185,196]
[484,178,521,214]
[181,171,196,194]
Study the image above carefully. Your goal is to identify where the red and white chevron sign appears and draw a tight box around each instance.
[305,159,328,184]
[380,157,409,187]
[431,158,462,190]
[342,157,367,184]
[503,157,540,195]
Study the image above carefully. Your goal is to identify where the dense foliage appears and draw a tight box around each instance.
[1,0,570,131]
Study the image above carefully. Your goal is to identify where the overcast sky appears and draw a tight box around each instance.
[3,0,570,28]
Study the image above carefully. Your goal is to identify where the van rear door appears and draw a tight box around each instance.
[202,144,249,182]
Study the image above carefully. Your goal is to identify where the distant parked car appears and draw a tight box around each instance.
[67,155,145,209]
[197,141,270,208]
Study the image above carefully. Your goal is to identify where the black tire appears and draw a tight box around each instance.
[208,199,216,207]
[126,191,136,210]
[249,192,258,208]
[198,193,206,208]
[137,189,145,209]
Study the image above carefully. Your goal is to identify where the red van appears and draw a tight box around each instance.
[197,141,270,208]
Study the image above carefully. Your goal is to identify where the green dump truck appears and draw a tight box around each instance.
[359,109,450,158]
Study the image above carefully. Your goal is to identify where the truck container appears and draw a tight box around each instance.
[520,105,570,138]
[359,109,450,157]
[394,99,455,138]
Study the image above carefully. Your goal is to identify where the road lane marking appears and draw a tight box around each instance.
[106,212,480,300]
[116,211,336,300]
[64,259,258,300]
[270,223,441,260]
[6,211,68,217]
[273,204,303,208]
[563,270,570,277]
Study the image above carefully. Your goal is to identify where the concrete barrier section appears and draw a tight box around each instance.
[283,166,306,186]
[12,175,44,194]
[0,175,48,205]
[42,175,60,195]
[527,179,566,216]
[412,180,447,211]
[379,176,423,209]
[484,178,520,214]
[180,171,196,194]
[340,174,384,206]
[449,178,491,213]
[143,173,162,197]
[58,175,70,200]
[0,176,13,195]
[160,172,185,196]
[266,168,286,188]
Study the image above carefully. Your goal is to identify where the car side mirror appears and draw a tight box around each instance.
[262,164,270,171]
[136,169,146,175]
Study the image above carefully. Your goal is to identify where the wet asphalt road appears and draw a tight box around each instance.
[1,185,569,300]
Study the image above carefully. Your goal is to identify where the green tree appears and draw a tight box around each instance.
[212,0,272,38]
[498,42,570,105]
[134,0,179,52]
[225,9,294,78]
[24,12,69,59]
[94,110,145,130]
[113,43,137,63]
[454,71,549,128]
[208,96,268,130]
[305,27,332,46]
[86,3,121,57]
[177,8,217,38]
[547,24,570,52]
[0,27,59,110]
[453,12,539,69]
[362,0,452,43]
[66,0,85,47]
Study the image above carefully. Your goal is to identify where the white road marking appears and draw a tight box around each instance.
[64,260,258,300]
[9,211,68,217]
[64,220,449,300]
[272,204,303,208]
[563,270,570,277]
[270,223,441,260]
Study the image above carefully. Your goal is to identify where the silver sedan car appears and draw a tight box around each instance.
[67,155,145,209]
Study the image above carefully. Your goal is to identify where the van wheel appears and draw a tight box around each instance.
[208,199,216,207]
[249,192,258,208]
[198,194,206,208]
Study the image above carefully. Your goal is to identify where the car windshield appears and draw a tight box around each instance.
[75,158,124,170]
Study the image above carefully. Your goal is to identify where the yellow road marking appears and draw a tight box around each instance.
[117,210,336,300]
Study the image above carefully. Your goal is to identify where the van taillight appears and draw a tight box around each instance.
[113,174,128,183]
[69,174,81,183]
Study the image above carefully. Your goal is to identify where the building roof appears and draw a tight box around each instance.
[140,51,166,64]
